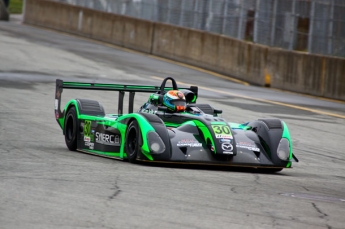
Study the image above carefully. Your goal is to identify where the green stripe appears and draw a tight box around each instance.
[86,149,122,158]
[282,121,293,167]
[95,84,124,88]
[117,114,155,159]
[182,121,196,126]
[63,82,91,86]
[211,121,227,125]
[165,122,181,127]
[193,120,216,153]
[127,85,157,89]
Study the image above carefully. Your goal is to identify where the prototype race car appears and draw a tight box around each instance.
[55,77,298,172]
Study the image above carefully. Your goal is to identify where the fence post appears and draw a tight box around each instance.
[167,0,171,23]
[288,0,296,50]
[237,0,244,39]
[193,0,198,29]
[205,0,213,32]
[221,0,228,35]
[253,0,260,43]
[23,0,26,20]
[307,0,315,53]
[327,0,334,55]
[106,0,110,13]
[270,0,278,46]
[152,0,158,21]
[179,0,184,26]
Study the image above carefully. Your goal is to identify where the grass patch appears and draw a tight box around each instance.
[8,0,23,14]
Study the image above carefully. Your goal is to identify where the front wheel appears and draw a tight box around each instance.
[125,120,140,163]
[65,107,78,151]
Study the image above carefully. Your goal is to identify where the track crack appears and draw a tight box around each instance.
[312,203,328,218]
[312,203,332,229]
[108,175,121,200]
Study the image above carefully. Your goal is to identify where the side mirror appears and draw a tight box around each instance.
[214,108,222,114]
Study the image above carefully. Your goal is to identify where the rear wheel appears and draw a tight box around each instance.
[65,107,78,151]
[125,120,140,163]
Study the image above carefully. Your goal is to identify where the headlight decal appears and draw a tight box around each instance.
[147,131,166,154]
[281,121,293,164]
[277,138,290,161]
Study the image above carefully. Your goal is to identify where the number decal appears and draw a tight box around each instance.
[212,125,230,134]
[212,125,222,134]
[211,124,232,139]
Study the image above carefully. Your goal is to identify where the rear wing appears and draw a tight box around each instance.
[55,79,198,118]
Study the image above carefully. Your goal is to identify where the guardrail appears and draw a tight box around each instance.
[24,0,345,101]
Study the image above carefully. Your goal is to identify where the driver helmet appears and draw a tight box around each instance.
[163,90,186,112]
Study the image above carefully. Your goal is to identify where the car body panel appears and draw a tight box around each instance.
[55,77,298,170]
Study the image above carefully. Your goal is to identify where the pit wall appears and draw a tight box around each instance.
[24,0,345,101]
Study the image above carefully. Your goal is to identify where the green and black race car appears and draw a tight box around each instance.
[55,77,298,172]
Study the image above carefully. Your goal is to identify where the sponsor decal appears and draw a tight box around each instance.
[54,99,59,110]
[212,124,233,139]
[56,90,60,99]
[221,143,233,151]
[84,136,90,142]
[55,110,59,119]
[220,138,232,143]
[237,141,255,146]
[85,142,94,150]
[223,151,234,155]
[84,120,92,140]
[236,144,260,152]
[210,146,215,152]
[177,139,202,147]
[143,109,156,114]
[215,134,233,139]
[96,132,120,146]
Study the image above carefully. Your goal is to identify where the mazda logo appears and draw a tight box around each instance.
[221,143,233,151]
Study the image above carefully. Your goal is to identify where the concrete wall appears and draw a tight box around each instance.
[0,0,9,21]
[266,49,345,99]
[151,23,268,86]
[24,0,154,53]
[24,0,345,101]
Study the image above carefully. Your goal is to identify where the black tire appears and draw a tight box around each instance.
[65,107,78,151]
[125,120,140,163]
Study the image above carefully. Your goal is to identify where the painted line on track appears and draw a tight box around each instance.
[151,76,345,119]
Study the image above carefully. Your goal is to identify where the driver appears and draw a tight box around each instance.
[162,90,187,112]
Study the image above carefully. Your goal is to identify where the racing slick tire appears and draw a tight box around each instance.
[65,106,78,151]
[125,120,140,163]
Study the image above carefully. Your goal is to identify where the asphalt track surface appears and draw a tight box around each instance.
[1,16,345,229]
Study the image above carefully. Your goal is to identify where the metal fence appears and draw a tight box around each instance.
[52,0,345,58]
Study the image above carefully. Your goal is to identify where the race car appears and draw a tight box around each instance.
[55,77,298,172]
